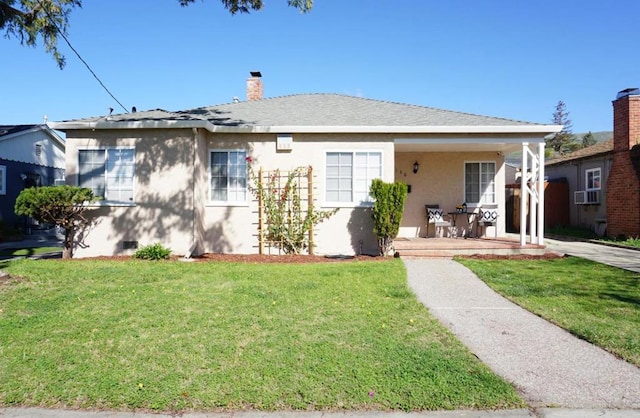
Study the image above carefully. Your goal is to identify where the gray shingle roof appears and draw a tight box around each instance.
[66,94,544,127]
[546,139,614,166]
[0,124,40,137]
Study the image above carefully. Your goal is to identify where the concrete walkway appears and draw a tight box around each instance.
[403,258,640,410]
[543,237,640,273]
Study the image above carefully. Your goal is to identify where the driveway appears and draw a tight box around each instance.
[543,237,640,273]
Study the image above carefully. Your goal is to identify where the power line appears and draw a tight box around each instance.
[36,0,129,114]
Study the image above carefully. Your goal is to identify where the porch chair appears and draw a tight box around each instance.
[477,204,499,238]
[425,204,452,238]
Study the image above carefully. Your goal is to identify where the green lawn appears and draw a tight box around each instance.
[458,256,640,366]
[0,258,523,412]
[546,225,599,240]
[599,236,640,249]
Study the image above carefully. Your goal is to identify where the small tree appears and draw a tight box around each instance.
[15,185,98,259]
[547,100,576,155]
[370,179,408,256]
[582,131,597,148]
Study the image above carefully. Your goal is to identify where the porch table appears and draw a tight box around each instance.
[447,211,476,238]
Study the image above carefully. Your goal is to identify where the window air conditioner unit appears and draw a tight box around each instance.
[574,190,600,204]
[54,179,66,186]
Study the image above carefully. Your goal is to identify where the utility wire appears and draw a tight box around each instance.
[37,0,129,113]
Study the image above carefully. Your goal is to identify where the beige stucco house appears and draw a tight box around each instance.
[50,74,561,257]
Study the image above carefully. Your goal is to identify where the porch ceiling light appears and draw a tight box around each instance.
[413,161,419,174]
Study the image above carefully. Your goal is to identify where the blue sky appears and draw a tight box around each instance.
[2,0,638,133]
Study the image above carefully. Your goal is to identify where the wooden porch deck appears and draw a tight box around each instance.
[393,236,546,258]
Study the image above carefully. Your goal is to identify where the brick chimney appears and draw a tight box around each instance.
[606,88,640,238]
[247,71,263,101]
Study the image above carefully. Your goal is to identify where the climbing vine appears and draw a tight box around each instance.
[248,160,338,254]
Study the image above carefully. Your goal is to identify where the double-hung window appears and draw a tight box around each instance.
[326,151,382,204]
[585,168,601,191]
[465,162,496,204]
[210,150,247,203]
[585,167,601,204]
[78,148,135,203]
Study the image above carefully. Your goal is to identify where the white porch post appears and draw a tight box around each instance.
[537,142,546,245]
[520,142,528,246]
[519,142,545,246]
[529,146,538,244]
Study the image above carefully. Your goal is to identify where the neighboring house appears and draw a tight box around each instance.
[0,124,66,229]
[50,73,560,258]
[607,88,640,238]
[545,139,613,235]
[545,87,640,239]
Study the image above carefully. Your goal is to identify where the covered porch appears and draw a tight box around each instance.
[393,130,556,248]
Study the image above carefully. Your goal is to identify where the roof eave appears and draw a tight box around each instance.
[49,120,563,136]
[546,150,614,166]
[48,120,213,131]
[1,125,65,149]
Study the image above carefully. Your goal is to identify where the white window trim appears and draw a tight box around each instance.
[463,160,497,207]
[207,148,249,207]
[0,165,6,195]
[323,149,384,208]
[77,147,136,207]
[585,168,601,191]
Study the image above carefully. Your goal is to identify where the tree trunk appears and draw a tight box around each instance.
[378,237,393,256]
[63,228,74,259]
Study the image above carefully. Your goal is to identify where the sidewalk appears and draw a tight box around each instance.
[403,258,640,410]
[0,232,63,259]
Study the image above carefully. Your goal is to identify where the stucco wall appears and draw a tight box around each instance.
[201,133,394,256]
[65,129,197,257]
[65,128,512,257]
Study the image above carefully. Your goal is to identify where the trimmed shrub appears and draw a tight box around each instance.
[14,185,99,258]
[370,179,408,256]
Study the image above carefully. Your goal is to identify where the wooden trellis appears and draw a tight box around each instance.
[255,166,315,255]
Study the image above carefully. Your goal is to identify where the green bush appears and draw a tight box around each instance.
[370,179,408,256]
[132,243,172,260]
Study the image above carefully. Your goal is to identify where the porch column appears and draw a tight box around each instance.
[520,142,545,246]
[529,146,538,244]
[520,143,528,246]
[537,142,546,245]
